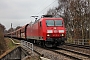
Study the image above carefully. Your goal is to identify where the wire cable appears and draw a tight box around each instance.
[36,0,56,15]
[32,0,48,15]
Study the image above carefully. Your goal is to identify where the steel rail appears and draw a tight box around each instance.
[65,43,90,49]
[58,47,90,58]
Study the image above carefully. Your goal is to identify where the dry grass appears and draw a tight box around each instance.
[0,38,20,58]
[4,38,17,49]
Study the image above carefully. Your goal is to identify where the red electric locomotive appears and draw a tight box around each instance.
[6,15,66,47]
[26,15,67,47]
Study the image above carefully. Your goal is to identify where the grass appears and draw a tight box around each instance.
[4,38,18,50]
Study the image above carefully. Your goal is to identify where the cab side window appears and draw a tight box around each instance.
[40,22,42,27]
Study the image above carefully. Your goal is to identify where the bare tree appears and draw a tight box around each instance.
[0,24,7,55]
[7,28,14,33]
[0,23,5,32]
[15,26,21,30]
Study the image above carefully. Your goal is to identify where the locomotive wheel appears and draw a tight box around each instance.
[36,40,41,45]
[60,41,65,45]
[40,41,45,47]
[45,41,53,47]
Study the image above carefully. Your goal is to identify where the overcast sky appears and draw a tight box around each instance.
[0,0,58,30]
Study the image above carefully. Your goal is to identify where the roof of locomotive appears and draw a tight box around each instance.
[39,17,63,21]
[30,15,64,25]
[31,17,64,25]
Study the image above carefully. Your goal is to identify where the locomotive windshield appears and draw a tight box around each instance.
[46,20,62,26]
[46,20,54,26]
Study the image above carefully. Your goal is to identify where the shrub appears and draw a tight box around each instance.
[0,27,6,55]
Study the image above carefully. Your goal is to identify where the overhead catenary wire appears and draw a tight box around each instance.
[36,0,57,15]
[30,0,57,20]
[32,0,48,14]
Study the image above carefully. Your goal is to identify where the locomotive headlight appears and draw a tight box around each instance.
[47,34,50,36]
[59,30,64,33]
[61,34,64,36]
[60,34,64,36]
[47,30,53,33]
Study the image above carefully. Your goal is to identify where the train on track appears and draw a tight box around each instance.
[5,15,67,47]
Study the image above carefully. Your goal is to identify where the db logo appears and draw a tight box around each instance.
[54,30,58,33]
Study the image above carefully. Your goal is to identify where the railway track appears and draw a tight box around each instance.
[34,45,90,60]
[65,43,90,49]
[58,47,90,58]
[46,47,90,60]
[49,49,82,60]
